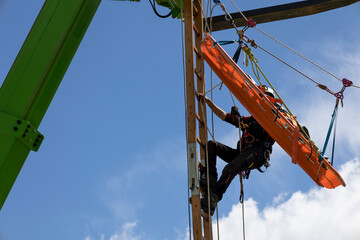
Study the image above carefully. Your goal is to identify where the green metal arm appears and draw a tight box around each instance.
[0,0,101,210]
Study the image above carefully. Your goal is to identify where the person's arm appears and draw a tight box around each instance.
[204,97,227,121]
[195,92,226,120]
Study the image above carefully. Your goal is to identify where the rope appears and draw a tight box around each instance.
[194,0,221,236]
[211,2,242,35]
[242,45,318,150]
[228,0,248,21]
[254,33,360,89]
[207,4,223,234]
[197,94,214,238]
[255,27,343,82]
[180,6,193,239]
[225,0,360,89]
[229,90,237,107]
[239,175,246,240]
[216,208,220,240]
[210,74,215,138]
[256,44,321,86]
[193,0,212,33]
[242,45,295,116]
[206,81,223,94]
[236,103,246,240]
[243,46,263,86]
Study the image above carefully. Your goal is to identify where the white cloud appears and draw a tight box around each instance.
[213,158,360,240]
[85,222,142,240]
[199,30,360,240]
[109,222,142,240]
[271,191,289,205]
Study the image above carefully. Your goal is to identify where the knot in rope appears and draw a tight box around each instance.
[241,34,258,48]
[317,84,335,95]
[317,84,328,90]
[249,39,257,48]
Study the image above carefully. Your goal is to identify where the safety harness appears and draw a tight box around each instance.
[226,106,274,175]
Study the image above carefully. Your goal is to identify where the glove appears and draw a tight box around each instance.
[231,106,240,117]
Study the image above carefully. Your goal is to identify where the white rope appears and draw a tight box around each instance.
[206,81,223,94]
[228,0,248,21]
[226,0,360,89]
[204,2,223,239]
[180,2,193,239]
[255,43,321,86]
[240,176,246,240]
[233,92,246,240]
[255,27,343,82]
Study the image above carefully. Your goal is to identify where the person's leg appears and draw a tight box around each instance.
[201,140,238,191]
[200,141,239,215]
[205,140,239,180]
[213,149,254,201]
[201,149,253,216]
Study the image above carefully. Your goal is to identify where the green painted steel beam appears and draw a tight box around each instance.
[0,0,101,210]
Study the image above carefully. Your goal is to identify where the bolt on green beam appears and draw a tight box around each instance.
[0,0,101,210]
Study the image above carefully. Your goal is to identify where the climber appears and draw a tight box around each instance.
[196,86,275,216]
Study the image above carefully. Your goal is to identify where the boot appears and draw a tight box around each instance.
[201,192,218,216]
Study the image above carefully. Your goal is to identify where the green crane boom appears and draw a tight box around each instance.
[0,0,101,210]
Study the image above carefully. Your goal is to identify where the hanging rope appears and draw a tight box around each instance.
[239,175,246,240]
[180,5,193,239]
[235,100,246,240]
[241,45,295,116]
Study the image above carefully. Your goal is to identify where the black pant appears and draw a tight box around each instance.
[205,140,265,201]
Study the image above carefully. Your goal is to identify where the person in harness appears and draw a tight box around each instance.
[196,86,275,216]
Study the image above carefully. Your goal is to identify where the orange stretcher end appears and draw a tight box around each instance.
[201,33,346,189]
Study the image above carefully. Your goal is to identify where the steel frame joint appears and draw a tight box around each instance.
[0,111,44,151]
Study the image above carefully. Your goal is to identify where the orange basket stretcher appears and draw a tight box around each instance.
[201,33,346,189]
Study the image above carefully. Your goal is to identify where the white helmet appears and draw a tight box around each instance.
[264,85,275,98]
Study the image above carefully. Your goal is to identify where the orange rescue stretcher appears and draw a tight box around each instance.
[201,33,346,189]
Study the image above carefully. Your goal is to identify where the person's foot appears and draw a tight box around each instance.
[201,192,218,216]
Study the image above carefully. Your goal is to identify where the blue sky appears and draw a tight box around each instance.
[0,1,360,240]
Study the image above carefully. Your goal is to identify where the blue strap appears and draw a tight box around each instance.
[214,39,242,63]
[213,0,221,4]
[320,103,339,163]
[215,40,240,46]
[330,112,338,165]
[232,44,242,63]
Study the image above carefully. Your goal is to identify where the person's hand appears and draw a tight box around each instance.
[231,106,240,117]
[195,91,205,101]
